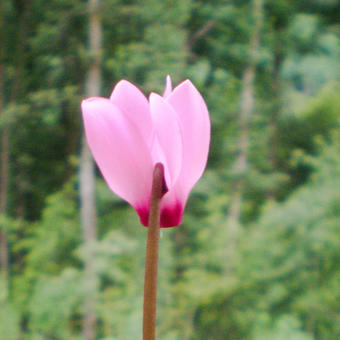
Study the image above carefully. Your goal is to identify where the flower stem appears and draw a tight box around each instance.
[143,163,165,340]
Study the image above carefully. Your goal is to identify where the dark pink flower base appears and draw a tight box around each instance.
[137,201,183,228]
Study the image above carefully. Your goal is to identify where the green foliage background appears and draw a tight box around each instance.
[0,0,340,339]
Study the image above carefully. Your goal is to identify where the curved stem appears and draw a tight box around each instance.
[143,163,165,340]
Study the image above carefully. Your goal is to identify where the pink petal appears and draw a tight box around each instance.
[110,80,153,146]
[81,97,153,214]
[160,80,210,226]
[149,93,182,189]
[162,75,172,98]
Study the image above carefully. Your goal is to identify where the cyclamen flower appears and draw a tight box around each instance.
[81,76,210,227]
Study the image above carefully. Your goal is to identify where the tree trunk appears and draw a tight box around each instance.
[80,0,102,339]
[226,0,264,266]
[0,123,9,283]
[12,0,31,219]
[267,37,283,199]
[0,0,9,286]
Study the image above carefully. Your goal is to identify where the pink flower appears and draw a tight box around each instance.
[81,76,210,228]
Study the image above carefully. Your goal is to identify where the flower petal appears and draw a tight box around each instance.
[110,80,153,146]
[163,75,172,98]
[81,97,153,213]
[159,80,210,227]
[149,93,182,189]
[167,79,210,194]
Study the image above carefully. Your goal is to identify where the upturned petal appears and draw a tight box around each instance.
[81,97,153,214]
[162,75,172,98]
[149,93,182,189]
[110,80,154,147]
[167,80,210,192]
[159,80,210,227]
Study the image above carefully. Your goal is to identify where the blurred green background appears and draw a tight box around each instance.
[0,0,340,339]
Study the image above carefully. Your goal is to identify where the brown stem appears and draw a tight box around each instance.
[143,163,165,340]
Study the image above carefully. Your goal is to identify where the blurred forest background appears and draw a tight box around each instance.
[0,0,340,339]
